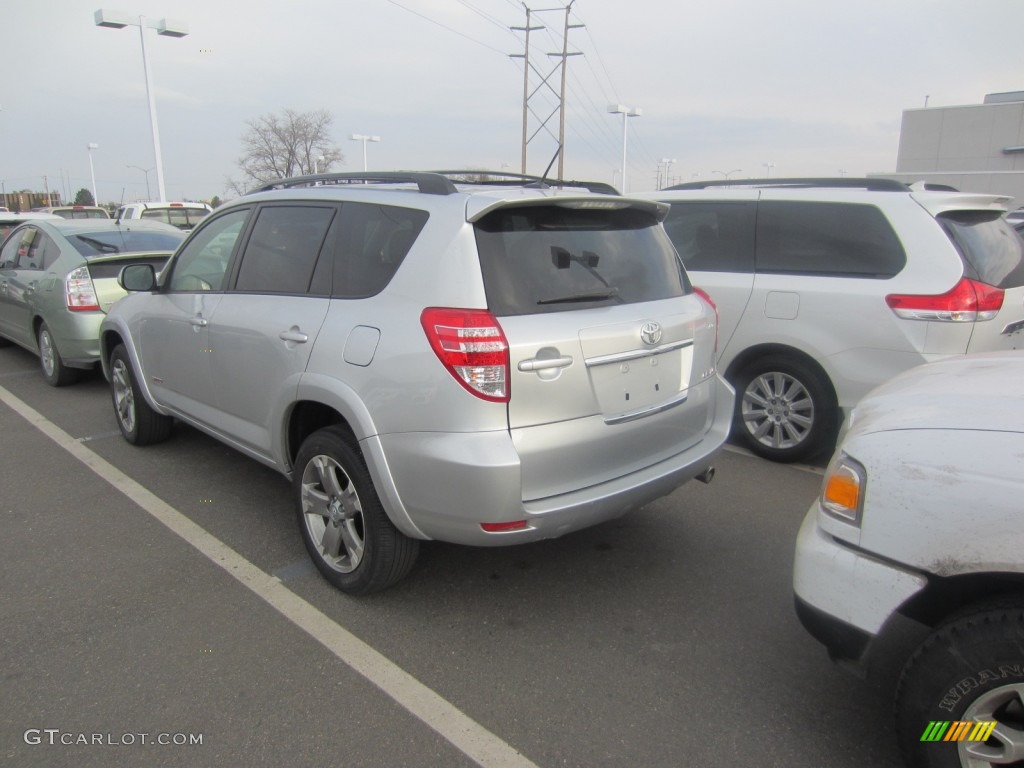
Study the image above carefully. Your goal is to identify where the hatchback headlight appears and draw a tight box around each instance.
[820,453,866,526]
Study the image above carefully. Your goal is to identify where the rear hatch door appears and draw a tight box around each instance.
[473,199,719,501]
[85,252,173,312]
[938,211,1024,351]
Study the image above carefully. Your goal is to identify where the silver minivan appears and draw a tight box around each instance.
[100,172,733,594]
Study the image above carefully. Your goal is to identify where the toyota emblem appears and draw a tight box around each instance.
[641,321,662,346]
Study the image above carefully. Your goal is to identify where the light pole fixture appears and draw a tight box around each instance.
[127,164,153,201]
[95,9,189,202]
[607,104,641,193]
[349,134,380,172]
[712,169,742,180]
[763,161,776,177]
[87,143,99,206]
[660,157,677,189]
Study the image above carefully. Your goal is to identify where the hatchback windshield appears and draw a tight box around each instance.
[68,228,184,256]
[474,204,689,316]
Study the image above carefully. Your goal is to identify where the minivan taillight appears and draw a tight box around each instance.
[885,277,1004,322]
[420,308,510,402]
[65,265,100,311]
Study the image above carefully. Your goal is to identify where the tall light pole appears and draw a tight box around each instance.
[313,155,326,174]
[607,104,641,193]
[712,168,742,180]
[87,143,99,206]
[660,157,677,189]
[127,164,153,201]
[763,161,775,177]
[349,134,380,172]
[95,10,188,202]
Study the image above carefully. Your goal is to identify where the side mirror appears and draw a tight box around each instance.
[119,263,157,292]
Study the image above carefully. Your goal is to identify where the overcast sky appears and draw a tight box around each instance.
[4,0,1023,204]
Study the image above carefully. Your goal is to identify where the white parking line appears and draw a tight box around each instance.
[0,384,541,768]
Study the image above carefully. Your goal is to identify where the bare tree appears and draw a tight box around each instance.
[231,108,344,192]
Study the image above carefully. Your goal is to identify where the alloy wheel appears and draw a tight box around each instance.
[300,455,365,574]
[741,371,815,451]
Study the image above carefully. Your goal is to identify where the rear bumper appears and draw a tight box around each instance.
[42,311,104,368]
[367,374,733,546]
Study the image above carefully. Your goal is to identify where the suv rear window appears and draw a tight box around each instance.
[756,201,906,278]
[474,205,689,316]
[939,211,1024,289]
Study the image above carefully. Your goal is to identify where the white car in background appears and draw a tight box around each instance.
[639,178,1024,463]
[793,351,1024,768]
[116,201,212,232]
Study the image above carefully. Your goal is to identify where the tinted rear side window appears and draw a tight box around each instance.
[939,212,1024,288]
[475,205,689,316]
[331,203,428,299]
[661,201,756,272]
[234,205,336,294]
[756,201,906,278]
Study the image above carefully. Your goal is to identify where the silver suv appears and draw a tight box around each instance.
[639,178,1024,462]
[100,172,732,594]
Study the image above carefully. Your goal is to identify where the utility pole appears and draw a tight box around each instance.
[510,7,542,175]
[511,3,581,179]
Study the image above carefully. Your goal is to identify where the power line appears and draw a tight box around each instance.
[383,0,510,55]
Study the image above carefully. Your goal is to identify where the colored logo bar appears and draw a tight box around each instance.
[921,721,997,742]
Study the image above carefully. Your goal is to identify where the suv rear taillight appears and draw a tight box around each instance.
[692,287,719,352]
[65,265,100,311]
[885,277,1004,322]
[420,308,510,402]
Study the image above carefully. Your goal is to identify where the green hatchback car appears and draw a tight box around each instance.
[0,218,184,385]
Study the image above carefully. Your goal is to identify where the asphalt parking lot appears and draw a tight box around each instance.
[0,343,905,768]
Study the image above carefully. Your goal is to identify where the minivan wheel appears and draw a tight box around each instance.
[38,322,80,387]
[733,354,836,463]
[895,605,1024,768]
[109,344,172,445]
[294,428,419,595]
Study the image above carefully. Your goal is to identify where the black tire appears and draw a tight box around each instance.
[109,344,172,445]
[37,322,80,387]
[294,427,419,595]
[731,354,837,463]
[895,603,1024,768]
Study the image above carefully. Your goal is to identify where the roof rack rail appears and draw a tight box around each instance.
[252,172,458,196]
[427,170,620,195]
[665,177,908,192]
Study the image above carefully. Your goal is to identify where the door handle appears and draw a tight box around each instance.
[518,355,573,372]
[190,317,208,328]
[279,329,309,343]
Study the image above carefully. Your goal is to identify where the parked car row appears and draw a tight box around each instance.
[3,171,1022,768]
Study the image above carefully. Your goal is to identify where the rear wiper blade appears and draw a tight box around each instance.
[537,288,619,305]
[74,235,120,254]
